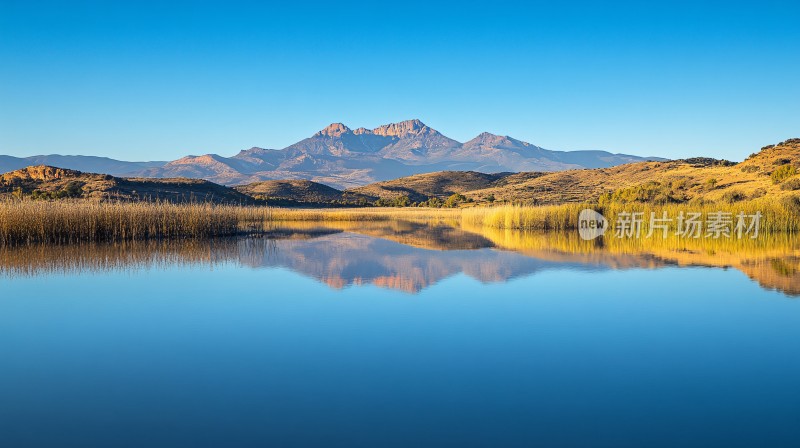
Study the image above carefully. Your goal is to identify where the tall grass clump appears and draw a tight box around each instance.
[0,199,273,246]
[461,203,590,231]
[462,196,800,233]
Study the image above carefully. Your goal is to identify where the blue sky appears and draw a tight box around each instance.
[1,0,798,161]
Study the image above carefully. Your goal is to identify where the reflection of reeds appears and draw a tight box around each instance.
[0,238,277,277]
[466,224,800,258]
[269,207,461,222]
[3,219,799,296]
[0,200,272,246]
[464,223,800,296]
[304,220,494,250]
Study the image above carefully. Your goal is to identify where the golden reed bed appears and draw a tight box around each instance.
[0,197,797,246]
[0,200,272,245]
[0,200,461,246]
[462,198,800,233]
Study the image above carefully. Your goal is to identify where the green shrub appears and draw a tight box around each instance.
[598,181,684,205]
[444,193,467,208]
[374,195,411,207]
[420,197,444,208]
[771,165,797,184]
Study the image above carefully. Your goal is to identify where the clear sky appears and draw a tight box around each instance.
[1,0,798,162]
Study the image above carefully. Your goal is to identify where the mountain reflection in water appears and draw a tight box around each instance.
[1,220,798,296]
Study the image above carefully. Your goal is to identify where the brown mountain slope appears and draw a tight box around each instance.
[0,166,254,204]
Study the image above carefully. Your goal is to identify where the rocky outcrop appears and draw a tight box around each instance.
[371,119,430,137]
[1,165,84,183]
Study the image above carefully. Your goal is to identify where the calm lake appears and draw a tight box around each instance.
[1,221,799,447]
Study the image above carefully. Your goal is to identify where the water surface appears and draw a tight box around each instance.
[1,222,799,447]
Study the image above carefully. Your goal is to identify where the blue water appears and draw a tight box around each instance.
[1,233,798,447]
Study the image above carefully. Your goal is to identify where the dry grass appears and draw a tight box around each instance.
[462,203,591,231]
[0,199,272,246]
[0,200,461,246]
[2,193,796,247]
[462,197,800,233]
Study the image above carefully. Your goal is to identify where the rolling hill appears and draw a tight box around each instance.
[348,171,508,202]
[235,180,357,204]
[0,166,254,204]
[334,138,800,206]
[464,138,800,205]
[0,155,165,177]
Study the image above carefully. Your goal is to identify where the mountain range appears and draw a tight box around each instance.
[0,119,661,189]
[5,137,797,207]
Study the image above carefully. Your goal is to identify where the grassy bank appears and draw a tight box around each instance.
[462,203,590,231]
[462,197,800,233]
[0,200,459,246]
[2,195,797,246]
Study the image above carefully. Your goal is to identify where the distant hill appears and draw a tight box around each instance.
[464,138,800,205]
[0,166,253,204]
[234,170,544,205]
[348,171,508,202]
[0,155,165,177]
[335,138,800,206]
[4,119,662,189]
[235,180,355,204]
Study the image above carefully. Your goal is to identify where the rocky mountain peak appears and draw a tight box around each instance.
[372,119,432,138]
[315,123,352,138]
[477,131,503,141]
[465,132,512,147]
